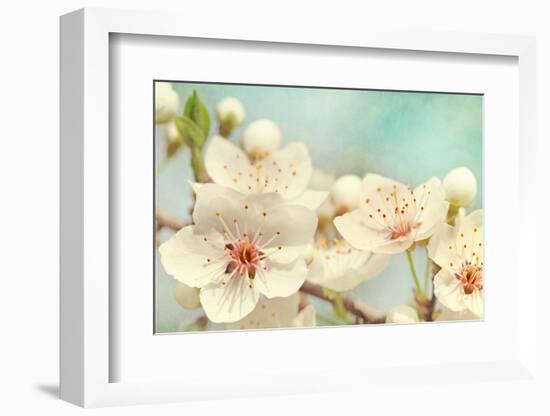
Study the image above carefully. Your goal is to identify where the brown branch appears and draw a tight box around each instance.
[426,262,442,321]
[155,208,188,231]
[415,262,440,321]
[299,281,385,324]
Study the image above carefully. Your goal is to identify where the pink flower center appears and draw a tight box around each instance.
[225,238,262,276]
[390,221,416,240]
[455,261,483,295]
[362,182,428,241]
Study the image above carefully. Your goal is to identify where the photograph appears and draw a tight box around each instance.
[154,81,483,333]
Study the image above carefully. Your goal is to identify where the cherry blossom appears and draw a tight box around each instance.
[204,136,327,210]
[428,210,484,318]
[226,293,316,330]
[306,240,390,292]
[159,184,317,323]
[206,135,311,199]
[334,174,449,254]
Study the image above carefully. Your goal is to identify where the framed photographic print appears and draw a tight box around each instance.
[60,7,539,408]
[154,81,484,333]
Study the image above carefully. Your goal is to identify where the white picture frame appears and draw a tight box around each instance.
[60,7,538,407]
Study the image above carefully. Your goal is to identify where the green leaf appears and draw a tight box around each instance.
[184,90,211,138]
[174,116,206,148]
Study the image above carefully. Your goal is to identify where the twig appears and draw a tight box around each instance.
[155,208,188,231]
[416,262,440,321]
[299,281,385,324]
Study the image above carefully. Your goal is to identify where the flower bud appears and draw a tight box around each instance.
[443,167,477,207]
[240,119,282,158]
[166,121,185,157]
[330,174,362,213]
[174,282,201,310]
[216,97,245,137]
[155,82,179,124]
[386,305,419,324]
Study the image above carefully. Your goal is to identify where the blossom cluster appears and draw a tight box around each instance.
[156,83,484,330]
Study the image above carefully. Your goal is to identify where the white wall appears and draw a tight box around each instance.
[0,1,547,414]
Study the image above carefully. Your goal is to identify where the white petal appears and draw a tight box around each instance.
[360,174,416,224]
[193,184,316,259]
[427,223,457,269]
[189,181,203,194]
[456,210,484,264]
[308,250,390,292]
[256,259,307,298]
[358,253,391,280]
[334,210,389,252]
[260,142,312,199]
[415,201,449,241]
[433,269,466,312]
[373,237,416,254]
[159,226,228,288]
[266,244,309,264]
[290,189,328,211]
[307,250,354,292]
[462,209,483,228]
[306,253,326,285]
[361,174,405,198]
[427,210,483,271]
[200,277,260,323]
[386,305,419,324]
[293,304,316,327]
[256,204,318,249]
[462,290,484,318]
[263,294,300,326]
[174,282,201,309]
[192,183,254,234]
[226,294,300,330]
[205,135,252,193]
[317,270,364,292]
[413,177,449,240]
[205,137,313,200]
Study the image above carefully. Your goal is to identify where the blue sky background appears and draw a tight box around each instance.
[155,82,483,332]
